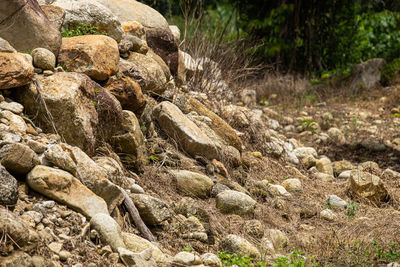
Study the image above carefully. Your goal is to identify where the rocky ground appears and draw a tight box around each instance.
[1,1,400,267]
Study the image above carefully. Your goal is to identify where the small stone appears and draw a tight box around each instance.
[42,200,56,209]
[316,157,333,176]
[220,234,260,258]
[244,219,264,238]
[48,242,63,254]
[269,184,291,197]
[281,178,302,193]
[27,140,47,153]
[59,250,72,261]
[320,209,337,221]
[32,48,56,70]
[337,170,352,180]
[216,190,257,215]
[200,253,222,267]
[264,229,288,250]
[0,101,24,114]
[173,252,202,266]
[327,195,348,209]
[130,184,145,194]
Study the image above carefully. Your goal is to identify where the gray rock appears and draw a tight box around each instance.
[264,229,288,250]
[211,183,230,197]
[118,247,156,267]
[0,143,40,176]
[216,190,256,215]
[90,213,125,251]
[220,234,260,258]
[0,37,16,53]
[170,170,214,198]
[130,193,171,225]
[349,58,386,93]
[327,195,348,209]
[0,164,18,206]
[44,144,77,175]
[173,252,202,266]
[32,48,56,70]
[200,253,222,267]
[320,209,337,221]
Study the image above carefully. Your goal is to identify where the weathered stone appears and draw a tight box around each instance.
[0,101,24,114]
[130,193,171,225]
[264,229,288,250]
[121,21,146,39]
[0,252,33,267]
[51,0,123,42]
[122,232,170,263]
[349,170,389,204]
[58,35,119,80]
[0,37,16,53]
[220,234,260,258]
[125,52,167,95]
[332,160,354,177]
[327,195,348,209]
[0,110,27,134]
[0,0,62,56]
[153,101,218,160]
[0,53,33,89]
[94,156,131,188]
[327,127,346,145]
[316,157,334,176]
[40,5,65,30]
[0,143,40,176]
[320,209,337,221]
[119,34,149,56]
[0,164,18,206]
[90,213,125,251]
[173,252,202,266]
[0,206,39,250]
[146,49,171,80]
[244,219,264,239]
[200,253,222,267]
[20,72,123,155]
[281,178,302,193]
[27,165,109,219]
[32,48,56,70]
[44,144,77,175]
[118,247,156,267]
[170,170,214,198]
[349,58,386,93]
[216,190,256,215]
[358,161,382,176]
[104,76,146,115]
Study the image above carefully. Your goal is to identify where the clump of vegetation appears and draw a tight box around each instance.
[61,23,106,38]
[381,58,400,86]
[273,249,308,267]
[345,201,358,219]
[218,251,266,267]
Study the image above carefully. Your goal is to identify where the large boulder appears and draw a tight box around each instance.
[349,58,386,93]
[58,35,119,81]
[216,190,256,215]
[169,170,214,198]
[0,164,18,206]
[27,165,109,218]
[0,207,39,251]
[51,0,124,42]
[19,72,123,155]
[0,52,34,90]
[0,143,40,176]
[0,0,62,56]
[349,170,389,204]
[124,53,168,95]
[153,101,219,160]
[40,5,65,30]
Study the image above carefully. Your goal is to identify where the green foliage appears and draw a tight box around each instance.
[273,249,307,267]
[344,201,358,219]
[382,58,400,85]
[217,251,265,267]
[372,241,400,261]
[61,23,106,38]
[183,246,192,252]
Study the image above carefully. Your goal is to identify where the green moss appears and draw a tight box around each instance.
[381,58,400,86]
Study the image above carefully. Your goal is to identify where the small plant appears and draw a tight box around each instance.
[61,23,106,37]
[344,201,358,219]
[218,251,265,267]
[183,246,192,252]
[259,97,269,106]
[92,100,98,107]
[299,119,318,132]
[273,249,307,267]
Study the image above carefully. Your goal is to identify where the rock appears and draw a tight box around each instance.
[20,72,123,155]
[118,247,156,267]
[44,144,77,175]
[316,157,334,176]
[0,0,62,56]
[200,253,222,267]
[59,250,72,261]
[0,101,24,114]
[0,252,33,267]
[130,193,171,225]
[119,34,148,56]
[313,172,334,182]
[179,216,208,242]
[40,5,65,30]
[0,37,16,53]
[264,229,288,250]
[68,145,125,213]
[169,25,180,43]
[320,209,337,221]
[51,0,123,42]
[244,219,264,239]
[146,27,178,75]
[22,210,43,225]
[294,147,318,159]
[121,21,146,40]
[0,164,18,206]
[332,160,354,177]
[220,234,260,258]
[177,50,200,83]
[125,52,168,95]
[0,110,27,134]
[0,143,40,176]
[170,170,214,198]
[211,183,230,197]
[173,252,202,266]
[48,242,63,254]
[382,168,400,180]
[0,52,33,89]
[58,35,119,80]
[327,127,346,145]
[27,165,109,219]
[32,48,56,70]
[111,110,146,168]
[0,206,39,250]
[94,156,131,188]
[281,178,302,193]
[122,232,169,263]
[358,161,381,176]
[216,190,256,215]
[349,170,389,204]
[338,170,352,180]
[269,184,292,197]
[349,58,386,93]
[104,76,146,115]
[90,213,125,251]
[153,101,218,160]
[327,195,348,209]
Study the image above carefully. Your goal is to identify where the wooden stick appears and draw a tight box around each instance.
[121,188,155,242]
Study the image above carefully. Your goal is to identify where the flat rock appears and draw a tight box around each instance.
[27,165,109,219]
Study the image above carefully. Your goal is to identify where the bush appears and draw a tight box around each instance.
[61,23,106,38]
[381,58,400,86]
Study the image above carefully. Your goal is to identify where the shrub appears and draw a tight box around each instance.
[61,23,106,38]
[381,58,400,85]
